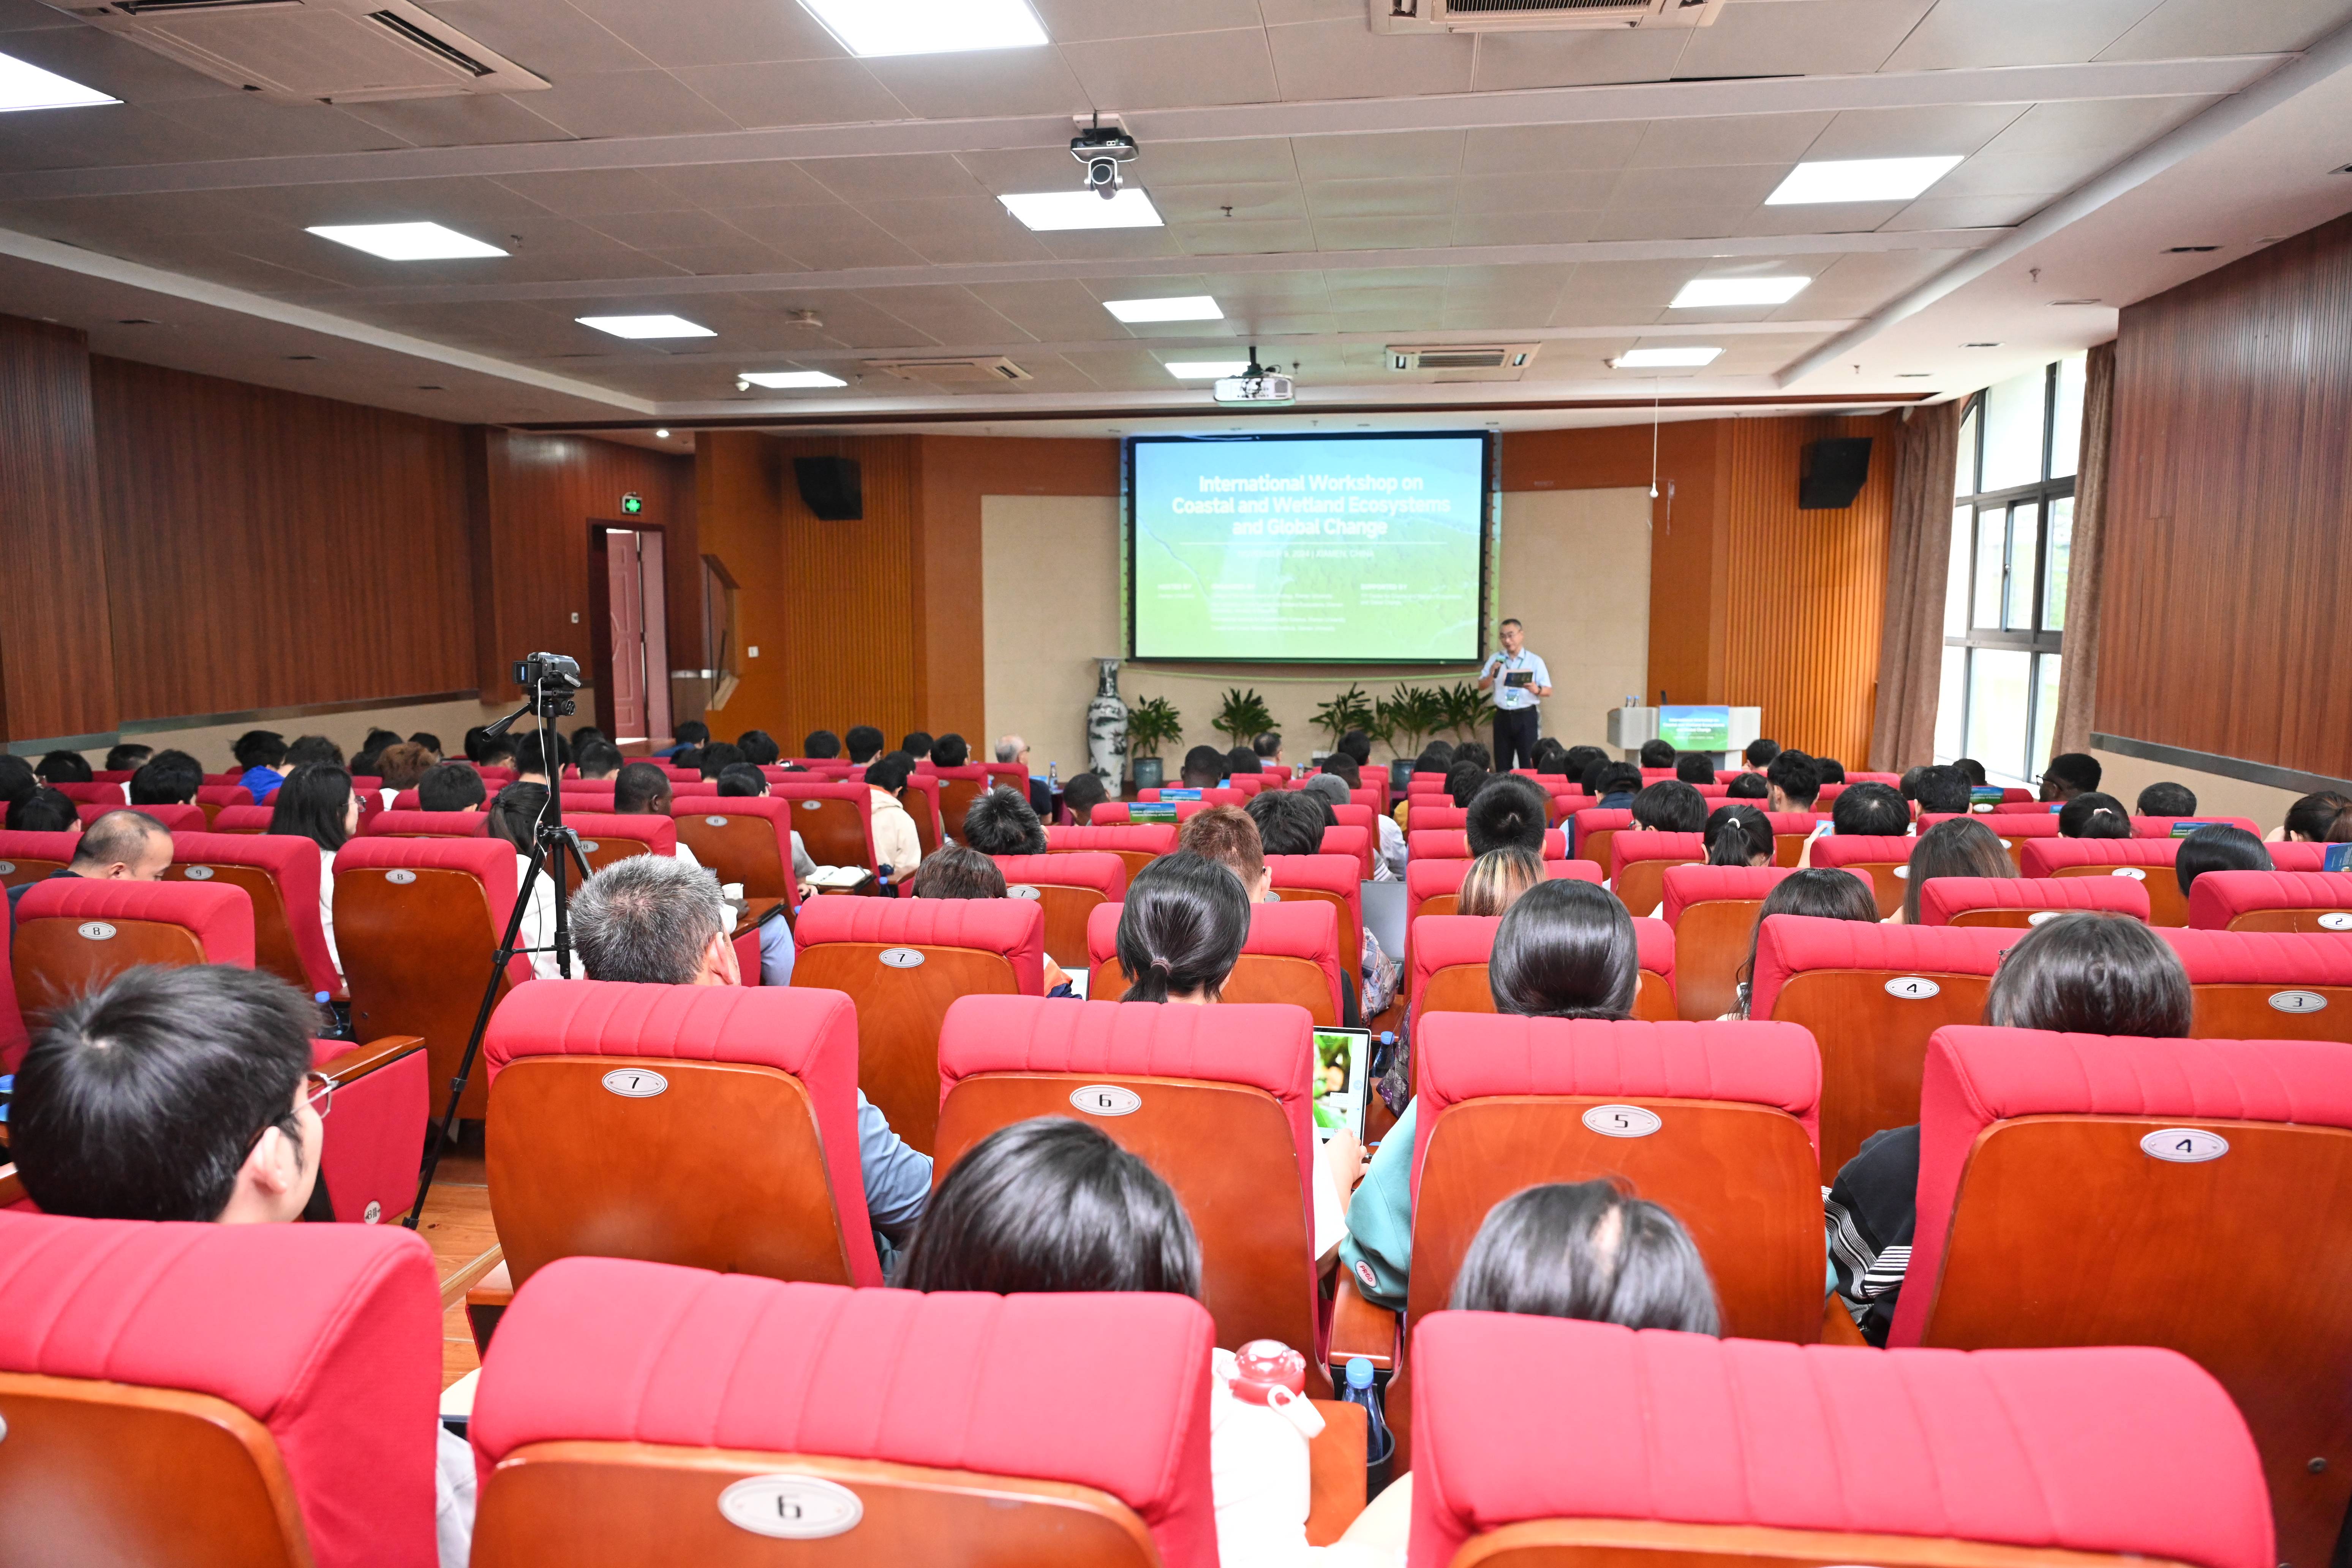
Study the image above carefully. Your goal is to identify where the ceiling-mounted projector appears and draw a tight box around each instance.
[1214,348,1294,406]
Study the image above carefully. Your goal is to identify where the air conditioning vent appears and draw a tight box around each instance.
[1388,343,1540,377]
[862,356,1033,384]
[71,0,547,102]
[1372,0,1720,31]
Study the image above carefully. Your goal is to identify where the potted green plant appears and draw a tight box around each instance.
[1438,680,1497,745]
[1378,685,1446,759]
[1124,694,1182,790]
[1310,683,1376,754]
[1211,687,1275,748]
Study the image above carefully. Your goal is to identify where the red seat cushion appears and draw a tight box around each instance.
[1808,833,1917,869]
[14,877,256,967]
[564,810,678,858]
[990,851,1127,901]
[2018,836,2181,876]
[209,805,275,834]
[1410,1314,2273,1568]
[1918,811,2062,840]
[1047,824,1179,858]
[472,1259,1218,1567]
[2135,815,2261,839]
[2158,927,2352,988]
[1917,875,2151,926]
[0,1211,442,1568]
[1265,852,1362,946]
[76,801,205,832]
[1611,830,1707,881]
[1408,828,1566,860]
[1570,808,1632,857]
[361,809,491,838]
[1408,805,1470,832]
[2188,870,2352,930]
[795,896,1047,997]
[1085,899,1345,1018]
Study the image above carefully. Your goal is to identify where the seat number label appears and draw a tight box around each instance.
[2141,1128,2228,1163]
[184,865,214,880]
[1582,1104,1661,1138]
[1885,976,1941,999]
[706,816,729,827]
[576,840,599,854]
[718,1475,863,1539]
[879,948,925,969]
[2269,990,2328,1014]
[0,862,13,875]
[602,1069,668,1098]
[386,869,417,885]
[1008,885,1042,900]
[76,922,116,941]
[2320,912,2352,931]
[2026,910,2060,925]
[1072,1084,1141,1117]
[2112,867,2147,880]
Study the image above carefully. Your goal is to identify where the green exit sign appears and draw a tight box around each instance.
[620,492,643,515]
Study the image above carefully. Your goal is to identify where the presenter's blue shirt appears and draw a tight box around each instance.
[1486,650,1550,710]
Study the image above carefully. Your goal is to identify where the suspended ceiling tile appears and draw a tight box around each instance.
[1291,130,1464,181]
[523,69,750,140]
[1882,192,2045,229]
[1628,112,1839,169]
[799,152,991,203]
[1466,29,1691,92]
[1138,137,1303,187]
[1031,0,1270,41]
[1450,209,1604,247]
[669,58,910,127]
[1611,163,1789,210]
[1055,28,1282,109]
[854,196,1058,264]
[1453,169,1620,214]
[1312,214,1456,250]
[1803,104,2032,162]
[1674,0,1938,78]
[732,204,930,268]
[1462,122,1648,175]
[2099,0,2352,57]
[1304,177,1459,219]
[1585,205,1752,241]
[1266,18,1476,100]
[1169,217,1322,254]
[858,47,1092,119]
[655,160,844,208]
[335,94,575,150]
[566,0,846,68]
[425,0,658,76]
[1149,181,1310,224]
[492,168,706,218]
[1032,226,1191,260]
[1881,0,2164,71]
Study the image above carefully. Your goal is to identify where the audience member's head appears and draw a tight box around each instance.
[1561,746,1607,785]
[2176,825,2273,898]
[1062,770,1108,825]
[268,764,356,852]
[417,761,487,813]
[486,782,548,853]
[2041,752,2103,802]
[1448,1179,1720,1333]
[0,754,37,807]
[1252,732,1282,762]
[1765,750,1822,812]
[574,741,624,781]
[1830,781,1909,837]
[865,751,918,795]
[735,730,782,767]
[1467,774,1550,856]
[1725,773,1769,801]
[1639,739,1676,770]
[6,788,78,833]
[1424,742,1457,769]
[1631,781,1708,834]
[1177,804,1267,900]
[1592,761,1642,804]
[994,735,1029,769]
[697,741,744,781]
[375,742,435,792]
[1913,763,1972,817]
[716,763,768,797]
[1898,766,1928,802]
[362,729,401,753]
[1735,867,1880,1014]
[2282,792,2352,842]
[408,731,443,758]
[103,743,152,773]
[1743,738,1780,771]
[803,729,842,760]
[1951,757,1985,787]
[1179,744,1226,790]
[612,761,672,816]
[1673,753,1715,784]
[11,965,320,1223]
[1984,912,2192,1036]
[2136,781,2198,818]
[1903,817,2014,923]
[285,734,344,770]
[1116,850,1252,1004]
[670,747,705,774]
[1815,757,1847,785]
[1338,729,1373,765]
[912,845,1009,899]
[1455,742,1492,773]
[842,726,885,764]
[963,786,1047,856]
[672,721,711,750]
[2058,792,2132,839]
[1489,878,1639,1020]
[931,733,970,769]
[38,749,93,785]
[1703,805,1774,868]
[69,810,171,880]
[1317,754,1361,789]
[232,730,288,772]
[1445,760,1488,810]
[1225,746,1261,778]
[461,726,489,763]
[1246,789,1326,857]
[1460,846,1544,918]
[477,735,516,769]
[1302,772,1353,814]
[901,730,934,760]
[1414,748,1451,777]
[129,749,202,806]
[899,1117,1199,1297]
[1535,746,1570,777]
[514,729,569,782]
[572,852,730,986]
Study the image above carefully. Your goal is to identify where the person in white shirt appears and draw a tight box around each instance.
[858,750,926,885]
[267,761,361,979]
[486,783,568,980]
[1476,617,1553,772]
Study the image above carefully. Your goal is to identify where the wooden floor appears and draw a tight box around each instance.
[416,1130,498,1391]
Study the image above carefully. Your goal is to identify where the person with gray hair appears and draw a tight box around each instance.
[568,852,931,1252]
[1303,770,1404,880]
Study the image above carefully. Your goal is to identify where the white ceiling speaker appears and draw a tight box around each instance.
[64,0,548,103]
[1371,0,1723,34]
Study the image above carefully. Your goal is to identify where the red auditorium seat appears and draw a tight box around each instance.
[74,801,204,833]
[0,920,22,1069]
[2020,837,2187,924]
[1917,874,2151,927]
[207,804,274,835]
[1406,915,1677,1023]
[1405,857,1603,926]
[1749,915,2012,1179]
[1847,771,1905,787]
[936,993,1328,1386]
[1809,834,1917,918]
[990,850,1126,969]
[1570,807,1632,868]
[360,808,489,839]
[1046,822,1176,881]
[2136,814,2262,838]
[165,830,337,996]
[1411,1314,2273,1568]
[562,810,677,873]
[89,769,133,784]
[1227,775,1271,797]
[1267,852,1364,970]
[479,765,517,785]
[348,777,384,821]
[1660,863,1796,1021]
[1407,804,1470,832]
[480,980,882,1295]
[1639,768,1679,785]
[1899,1025,2352,1567]
[1612,831,1706,917]
[670,796,800,899]
[0,829,77,888]
[1320,823,1374,879]
[202,770,242,786]
[931,762,1027,846]
[2159,929,2352,1043]
[1917,810,2060,871]
[302,1029,431,1227]
[1138,787,1244,807]
[335,836,534,1121]
[2188,869,2352,933]
[890,770,945,856]
[1287,779,1385,814]
[467,1262,1217,1568]
[193,784,254,824]
[11,878,254,1022]
[1408,828,1566,861]
[49,781,124,807]
[790,897,1044,1155]
[0,1212,444,1568]
[1759,810,1822,867]
[767,778,880,874]
[1087,899,1345,1024]
[1990,799,2061,813]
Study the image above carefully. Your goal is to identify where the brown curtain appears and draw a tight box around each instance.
[1868,400,1962,772]
[2049,340,2115,755]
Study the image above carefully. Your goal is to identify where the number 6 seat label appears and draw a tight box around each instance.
[1072,1084,1141,1117]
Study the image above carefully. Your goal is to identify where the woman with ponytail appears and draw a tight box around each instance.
[1114,850,1251,1004]
[1702,804,1775,869]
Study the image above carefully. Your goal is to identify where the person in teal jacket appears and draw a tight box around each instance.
[1337,877,1642,1310]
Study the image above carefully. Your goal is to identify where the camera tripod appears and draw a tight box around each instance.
[404,655,592,1229]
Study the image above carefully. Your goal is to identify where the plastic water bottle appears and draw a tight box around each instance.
[1342,1355,1396,1495]
[1047,760,1059,787]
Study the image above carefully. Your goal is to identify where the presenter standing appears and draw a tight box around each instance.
[1478,617,1552,771]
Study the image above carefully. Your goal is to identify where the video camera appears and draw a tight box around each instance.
[512,651,583,689]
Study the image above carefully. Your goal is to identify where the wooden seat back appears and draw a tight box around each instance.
[11,878,255,1023]
[1571,808,1634,871]
[1404,915,1676,1024]
[2158,929,2352,1045]
[0,830,78,889]
[1809,834,1918,918]
[1917,874,2151,928]
[670,798,794,898]
[768,779,879,873]
[2187,869,2352,933]
[1046,823,1177,883]
[1087,900,1345,1025]
[2020,837,2188,925]
[165,830,336,996]
[1659,864,1798,1021]
[1610,831,1706,918]
[989,851,1126,970]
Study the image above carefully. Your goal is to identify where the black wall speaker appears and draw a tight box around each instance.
[793,455,863,520]
[1797,437,1873,510]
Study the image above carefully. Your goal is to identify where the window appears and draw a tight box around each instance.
[1936,354,2084,785]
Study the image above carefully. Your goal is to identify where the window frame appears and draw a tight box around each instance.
[1943,360,2076,784]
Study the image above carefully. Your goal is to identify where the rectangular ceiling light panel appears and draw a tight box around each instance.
[1000,188,1164,231]
[0,49,118,111]
[1105,295,1222,323]
[740,370,847,388]
[1670,277,1810,308]
[1766,156,1963,205]
[307,221,506,260]
[1613,346,1724,368]
[799,0,1047,58]
[1164,360,1250,379]
[577,315,716,339]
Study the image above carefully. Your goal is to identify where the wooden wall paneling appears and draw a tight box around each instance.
[692,432,790,736]
[2100,211,2352,779]
[0,315,117,742]
[1720,414,1896,765]
[774,436,922,748]
[89,358,473,724]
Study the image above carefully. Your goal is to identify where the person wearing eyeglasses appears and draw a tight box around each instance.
[7,963,476,1567]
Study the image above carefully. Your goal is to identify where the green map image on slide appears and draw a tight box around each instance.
[1132,436,1484,661]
